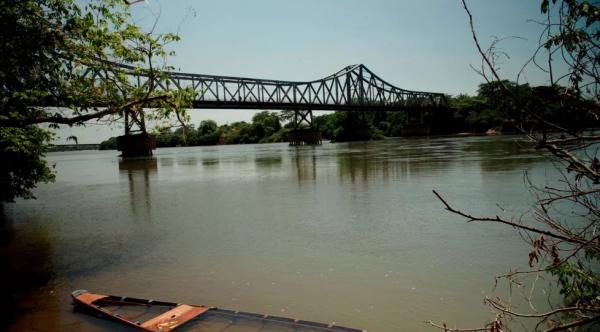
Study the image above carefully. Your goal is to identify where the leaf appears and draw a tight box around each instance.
[541,0,549,13]
[66,135,78,144]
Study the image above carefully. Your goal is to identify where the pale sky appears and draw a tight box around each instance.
[55,0,553,144]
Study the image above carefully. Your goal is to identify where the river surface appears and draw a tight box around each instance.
[2,136,552,331]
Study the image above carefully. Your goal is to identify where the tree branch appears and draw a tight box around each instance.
[544,314,600,332]
[461,0,505,84]
[432,190,576,243]
[425,320,501,332]
[0,94,171,127]
[486,297,600,319]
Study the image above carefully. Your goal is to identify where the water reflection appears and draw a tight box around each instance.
[254,154,283,169]
[176,156,199,167]
[332,137,543,184]
[159,157,175,167]
[119,158,157,221]
[461,137,541,172]
[337,143,372,184]
[336,140,448,184]
[202,157,220,167]
[0,206,57,330]
[293,146,317,184]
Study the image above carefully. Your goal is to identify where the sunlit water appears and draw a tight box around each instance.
[2,136,555,331]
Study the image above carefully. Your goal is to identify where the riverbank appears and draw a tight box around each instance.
[48,144,100,152]
[95,130,515,152]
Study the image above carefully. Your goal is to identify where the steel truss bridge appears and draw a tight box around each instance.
[91,63,448,152]
[117,63,447,112]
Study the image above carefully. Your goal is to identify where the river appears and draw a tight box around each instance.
[2,136,550,331]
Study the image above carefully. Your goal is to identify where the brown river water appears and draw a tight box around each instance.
[2,136,552,331]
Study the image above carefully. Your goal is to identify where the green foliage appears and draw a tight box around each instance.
[222,121,257,144]
[449,81,527,132]
[308,81,581,140]
[445,81,592,134]
[115,112,288,148]
[278,110,296,124]
[384,112,408,136]
[260,128,290,143]
[313,112,383,142]
[198,120,218,136]
[330,112,383,142]
[1,0,188,124]
[549,261,600,308]
[0,0,192,201]
[192,120,220,145]
[0,127,55,202]
[313,112,344,138]
[449,94,498,132]
[155,129,182,147]
[99,136,117,150]
[252,111,281,138]
[541,0,599,96]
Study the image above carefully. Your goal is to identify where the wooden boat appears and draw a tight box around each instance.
[72,289,366,332]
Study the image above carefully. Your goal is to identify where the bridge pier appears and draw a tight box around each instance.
[289,110,322,145]
[117,133,156,157]
[117,108,157,157]
[288,129,322,146]
[400,108,432,136]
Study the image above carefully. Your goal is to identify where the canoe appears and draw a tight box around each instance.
[72,289,366,332]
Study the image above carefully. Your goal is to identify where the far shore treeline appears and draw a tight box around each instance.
[99,80,591,150]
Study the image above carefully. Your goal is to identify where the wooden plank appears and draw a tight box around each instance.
[140,304,209,331]
[75,292,107,305]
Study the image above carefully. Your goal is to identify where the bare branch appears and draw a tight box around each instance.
[486,297,600,319]
[461,0,506,85]
[543,314,600,332]
[432,190,575,243]
[426,320,502,332]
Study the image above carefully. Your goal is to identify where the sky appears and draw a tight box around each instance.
[55,0,553,144]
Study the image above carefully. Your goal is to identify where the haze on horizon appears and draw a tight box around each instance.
[53,0,551,144]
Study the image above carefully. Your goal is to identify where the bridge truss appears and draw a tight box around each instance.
[86,63,448,150]
[119,63,447,112]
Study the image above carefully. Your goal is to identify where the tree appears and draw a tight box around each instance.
[0,0,194,201]
[198,120,218,136]
[429,1,600,331]
[312,111,383,142]
[99,136,118,150]
[448,82,526,133]
[0,127,55,201]
[252,111,281,140]
[194,120,219,145]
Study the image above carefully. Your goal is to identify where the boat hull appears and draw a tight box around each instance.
[72,289,366,332]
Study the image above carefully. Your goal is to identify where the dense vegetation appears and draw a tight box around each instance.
[101,111,287,149]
